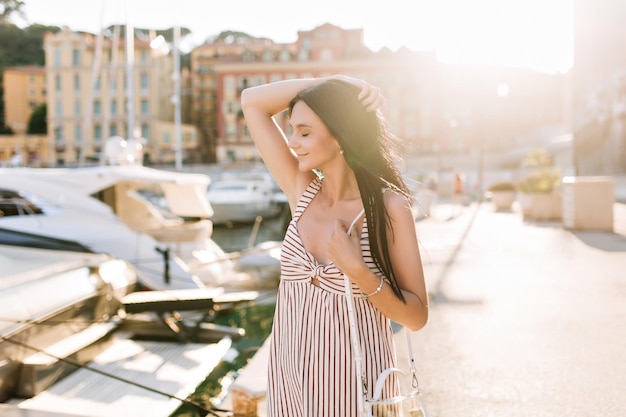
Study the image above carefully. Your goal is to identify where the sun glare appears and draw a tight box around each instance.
[364,0,573,74]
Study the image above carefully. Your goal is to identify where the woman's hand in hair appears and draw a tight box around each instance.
[330,75,385,112]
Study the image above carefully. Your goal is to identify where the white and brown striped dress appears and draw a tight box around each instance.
[267,177,399,417]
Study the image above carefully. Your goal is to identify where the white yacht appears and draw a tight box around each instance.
[0,164,280,291]
[207,171,286,225]
[0,233,246,417]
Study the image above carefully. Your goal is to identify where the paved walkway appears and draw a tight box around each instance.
[222,198,626,416]
[397,200,626,417]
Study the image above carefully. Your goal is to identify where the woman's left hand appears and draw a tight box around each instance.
[327,219,366,277]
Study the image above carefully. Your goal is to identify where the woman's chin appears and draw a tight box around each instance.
[297,160,313,172]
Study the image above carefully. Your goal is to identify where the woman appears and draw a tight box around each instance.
[241,75,428,416]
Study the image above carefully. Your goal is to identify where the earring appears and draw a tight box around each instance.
[340,149,344,155]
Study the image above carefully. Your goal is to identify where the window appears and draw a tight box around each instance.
[110,123,117,137]
[94,124,102,142]
[74,74,80,92]
[95,76,101,91]
[263,49,274,62]
[75,123,82,142]
[141,123,149,139]
[243,50,256,62]
[110,100,117,115]
[226,125,236,142]
[54,126,63,142]
[279,50,291,62]
[225,76,235,94]
[72,49,81,66]
[141,99,149,115]
[55,75,61,92]
[94,100,101,116]
[298,49,309,61]
[55,101,62,118]
[163,132,171,144]
[74,100,81,116]
[140,73,149,90]
[54,49,61,67]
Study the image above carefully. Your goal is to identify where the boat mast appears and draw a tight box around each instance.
[125,1,135,143]
[81,0,106,167]
[173,25,182,170]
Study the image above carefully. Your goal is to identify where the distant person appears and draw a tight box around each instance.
[447,171,468,218]
[426,173,438,193]
[241,75,429,416]
[453,171,466,204]
[415,173,438,219]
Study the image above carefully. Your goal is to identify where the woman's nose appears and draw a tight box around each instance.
[287,135,299,149]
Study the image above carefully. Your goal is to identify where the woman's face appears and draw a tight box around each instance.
[288,101,342,171]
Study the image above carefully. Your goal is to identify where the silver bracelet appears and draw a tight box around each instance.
[361,276,384,299]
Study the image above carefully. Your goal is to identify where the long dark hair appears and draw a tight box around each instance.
[288,79,410,302]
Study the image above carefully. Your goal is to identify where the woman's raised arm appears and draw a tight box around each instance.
[240,78,321,201]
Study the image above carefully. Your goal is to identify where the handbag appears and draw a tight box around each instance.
[343,213,430,417]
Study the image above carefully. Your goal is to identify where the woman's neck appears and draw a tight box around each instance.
[318,170,360,207]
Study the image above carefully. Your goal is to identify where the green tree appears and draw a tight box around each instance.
[0,83,12,134]
[27,103,46,134]
[0,23,60,134]
[0,0,25,23]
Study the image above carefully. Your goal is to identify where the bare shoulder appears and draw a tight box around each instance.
[286,171,320,209]
[383,189,419,248]
[383,189,413,216]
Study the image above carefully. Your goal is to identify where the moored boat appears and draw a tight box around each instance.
[0,165,281,291]
[207,171,285,225]
[0,238,138,404]
[0,230,260,417]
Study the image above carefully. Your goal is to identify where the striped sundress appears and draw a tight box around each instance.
[266,177,399,417]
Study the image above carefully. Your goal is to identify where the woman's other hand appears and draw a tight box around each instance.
[331,75,385,112]
[327,219,367,278]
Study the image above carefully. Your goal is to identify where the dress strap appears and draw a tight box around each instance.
[292,177,323,221]
[347,208,365,236]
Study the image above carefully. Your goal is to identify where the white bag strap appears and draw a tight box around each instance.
[343,208,424,414]
[370,367,410,400]
[343,209,368,414]
[368,367,430,417]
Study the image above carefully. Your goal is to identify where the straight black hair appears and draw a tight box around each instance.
[289,79,411,301]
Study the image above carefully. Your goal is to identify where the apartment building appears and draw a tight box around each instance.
[1,66,48,165]
[43,27,199,166]
[190,31,297,162]
[192,23,442,164]
[572,0,626,174]
[2,22,572,170]
[3,66,46,134]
